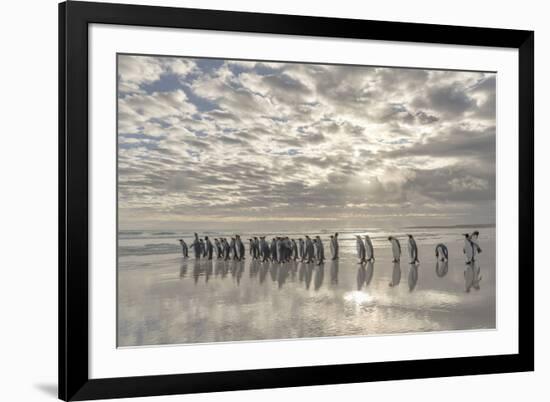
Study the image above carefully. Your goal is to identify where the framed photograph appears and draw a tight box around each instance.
[59,1,534,400]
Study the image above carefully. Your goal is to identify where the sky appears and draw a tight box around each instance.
[117,54,496,231]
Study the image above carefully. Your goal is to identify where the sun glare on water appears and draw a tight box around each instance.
[343,291,374,306]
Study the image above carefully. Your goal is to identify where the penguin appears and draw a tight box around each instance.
[315,236,325,265]
[463,233,475,264]
[219,238,225,260]
[291,239,298,261]
[332,232,339,260]
[276,237,283,263]
[236,235,245,261]
[284,237,292,262]
[179,239,188,257]
[199,239,206,258]
[253,237,260,260]
[388,236,401,262]
[191,233,201,259]
[312,238,318,261]
[204,236,213,260]
[270,238,278,262]
[470,230,482,258]
[304,235,314,263]
[213,238,220,259]
[248,239,255,258]
[215,238,223,259]
[407,234,419,264]
[229,237,237,260]
[298,238,305,261]
[329,235,339,260]
[260,237,270,262]
[223,238,231,261]
[435,243,448,262]
[356,235,366,264]
[364,235,375,262]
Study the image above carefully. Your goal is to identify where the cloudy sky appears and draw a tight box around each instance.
[117,54,496,230]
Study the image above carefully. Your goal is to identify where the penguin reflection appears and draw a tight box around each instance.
[464,261,482,292]
[235,261,244,285]
[214,259,223,277]
[192,259,202,284]
[408,263,418,292]
[289,261,298,280]
[365,260,374,286]
[435,260,449,278]
[356,265,366,290]
[314,264,324,291]
[249,259,260,278]
[304,264,313,289]
[204,260,213,282]
[259,262,269,284]
[389,261,401,287]
[269,262,278,282]
[330,259,339,285]
[298,262,306,283]
[278,264,289,289]
[179,261,188,278]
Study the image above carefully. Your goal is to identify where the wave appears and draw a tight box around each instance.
[119,242,180,257]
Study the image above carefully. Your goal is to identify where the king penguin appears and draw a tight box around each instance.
[407,234,419,264]
[388,236,401,263]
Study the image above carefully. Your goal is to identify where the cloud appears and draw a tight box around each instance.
[117,56,496,228]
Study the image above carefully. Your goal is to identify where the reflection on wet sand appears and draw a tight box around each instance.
[408,263,419,292]
[436,260,449,278]
[314,264,325,291]
[305,264,313,289]
[180,256,484,297]
[205,260,213,282]
[179,261,187,278]
[365,261,374,286]
[389,261,401,287]
[278,264,289,288]
[356,265,366,290]
[259,263,269,284]
[465,261,482,292]
[330,260,339,285]
[193,259,201,284]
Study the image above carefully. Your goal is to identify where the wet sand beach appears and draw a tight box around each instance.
[118,227,495,347]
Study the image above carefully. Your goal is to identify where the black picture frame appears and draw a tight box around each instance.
[59,1,534,400]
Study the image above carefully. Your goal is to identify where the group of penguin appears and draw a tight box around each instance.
[179,233,336,264]
[178,230,483,265]
[381,230,482,265]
